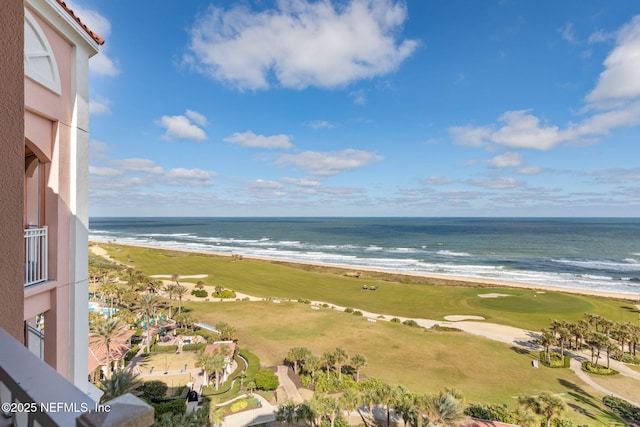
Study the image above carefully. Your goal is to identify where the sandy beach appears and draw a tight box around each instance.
[90,241,640,301]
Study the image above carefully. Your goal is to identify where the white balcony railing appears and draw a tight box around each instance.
[0,327,154,427]
[24,226,47,287]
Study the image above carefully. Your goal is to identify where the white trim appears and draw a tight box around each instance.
[24,8,62,95]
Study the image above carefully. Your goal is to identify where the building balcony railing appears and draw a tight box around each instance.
[24,226,47,287]
[0,328,153,427]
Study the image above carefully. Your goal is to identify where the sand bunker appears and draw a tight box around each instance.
[477,293,512,298]
[444,315,485,321]
[149,274,209,279]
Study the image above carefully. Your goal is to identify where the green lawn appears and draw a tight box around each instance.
[102,244,638,330]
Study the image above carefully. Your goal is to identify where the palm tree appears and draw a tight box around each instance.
[557,326,571,357]
[587,332,608,367]
[350,353,367,382]
[138,293,160,352]
[375,382,399,427]
[518,392,565,427]
[539,329,555,363]
[98,370,141,403]
[196,353,214,387]
[276,400,298,427]
[286,346,312,375]
[322,351,335,377]
[195,280,205,290]
[340,388,363,426]
[211,353,227,390]
[174,285,188,316]
[393,386,415,427]
[163,283,177,318]
[305,355,321,387]
[426,390,464,427]
[333,347,349,379]
[91,317,121,379]
[209,406,225,427]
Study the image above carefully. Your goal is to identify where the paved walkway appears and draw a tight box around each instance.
[570,357,640,407]
[276,365,304,403]
[221,394,276,427]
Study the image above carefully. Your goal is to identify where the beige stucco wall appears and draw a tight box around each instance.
[0,0,26,343]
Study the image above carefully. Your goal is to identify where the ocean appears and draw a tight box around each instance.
[88,217,640,296]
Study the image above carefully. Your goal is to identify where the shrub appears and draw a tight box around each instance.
[138,380,168,401]
[125,345,139,362]
[322,303,330,308]
[150,344,178,353]
[214,290,236,299]
[151,399,186,418]
[431,325,461,332]
[255,369,279,391]
[603,395,640,421]
[182,343,206,352]
[390,318,401,323]
[539,351,570,368]
[344,307,354,313]
[581,361,619,375]
[191,290,208,298]
[230,399,248,412]
[403,319,419,327]
[352,310,363,316]
[465,403,516,424]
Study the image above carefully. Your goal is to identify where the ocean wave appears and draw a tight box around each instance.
[552,258,640,272]
[436,250,472,257]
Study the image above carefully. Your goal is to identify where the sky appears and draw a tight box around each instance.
[72,0,640,217]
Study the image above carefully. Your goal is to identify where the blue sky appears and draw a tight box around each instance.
[73,0,640,217]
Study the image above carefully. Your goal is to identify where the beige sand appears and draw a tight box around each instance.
[444,315,486,321]
[477,293,512,298]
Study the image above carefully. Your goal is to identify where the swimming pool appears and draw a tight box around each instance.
[88,301,119,317]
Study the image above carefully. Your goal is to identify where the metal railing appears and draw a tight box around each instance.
[0,328,154,427]
[24,226,47,287]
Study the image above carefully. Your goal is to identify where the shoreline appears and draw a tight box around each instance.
[90,240,640,301]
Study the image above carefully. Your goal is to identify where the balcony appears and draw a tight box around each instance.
[0,328,153,427]
[24,227,47,287]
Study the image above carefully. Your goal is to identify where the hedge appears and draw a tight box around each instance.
[603,395,640,421]
[182,343,206,352]
[150,344,179,353]
[582,361,619,375]
[538,351,571,368]
[191,290,208,298]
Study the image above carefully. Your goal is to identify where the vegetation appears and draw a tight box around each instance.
[255,369,279,390]
[602,396,640,423]
[98,371,142,404]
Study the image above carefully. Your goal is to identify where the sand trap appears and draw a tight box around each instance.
[149,274,209,279]
[477,293,512,298]
[444,315,485,321]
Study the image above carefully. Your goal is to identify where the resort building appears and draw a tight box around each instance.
[203,340,238,384]
[0,1,152,425]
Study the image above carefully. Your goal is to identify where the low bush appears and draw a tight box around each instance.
[125,345,139,362]
[352,310,363,316]
[403,319,419,327]
[182,343,206,352]
[230,400,248,412]
[344,307,354,313]
[581,361,619,375]
[150,399,186,418]
[465,403,516,424]
[539,351,571,368]
[255,369,279,391]
[213,290,236,299]
[603,395,640,421]
[431,325,461,332]
[191,290,208,298]
[150,344,178,353]
[390,318,401,323]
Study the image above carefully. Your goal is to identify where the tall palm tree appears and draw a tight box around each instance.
[557,326,571,357]
[350,353,367,382]
[196,353,213,387]
[286,346,312,375]
[340,388,363,425]
[99,370,141,404]
[539,329,555,363]
[91,317,121,379]
[209,406,225,427]
[138,293,160,352]
[163,283,177,318]
[276,400,297,427]
[321,351,335,377]
[518,392,565,427]
[332,347,349,379]
[305,355,321,387]
[174,285,188,316]
[375,382,399,427]
[210,353,227,390]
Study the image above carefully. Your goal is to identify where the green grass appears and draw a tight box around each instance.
[100,244,638,330]
[185,300,626,425]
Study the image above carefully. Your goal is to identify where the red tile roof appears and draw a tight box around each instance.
[55,0,105,45]
[204,341,237,357]
[88,328,136,374]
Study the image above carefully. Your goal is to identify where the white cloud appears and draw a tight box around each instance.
[449,125,492,147]
[282,177,321,187]
[586,16,640,105]
[488,152,523,168]
[305,120,334,129]
[558,22,576,43]
[156,111,207,141]
[89,97,111,115]
[185,0,418,90]
[468,177,523,189]
[89,166,122,177]
[588,29,614,44]
[185,110,208,126]
[166,168,213,180]
[224,131,293,149]
[64,1,120,77]
[277,148,382,176]
[424,176,454,185]
[518,165,542,175]
[491,110,564,150]
[110,158,164,174]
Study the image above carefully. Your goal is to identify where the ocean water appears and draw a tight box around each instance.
[89,217,640,296]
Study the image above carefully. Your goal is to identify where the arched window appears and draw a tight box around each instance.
[24,9,61,94]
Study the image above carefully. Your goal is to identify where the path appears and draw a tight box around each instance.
[276,365,304,404]
[570,358,640,408]
[221,393,276,427]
